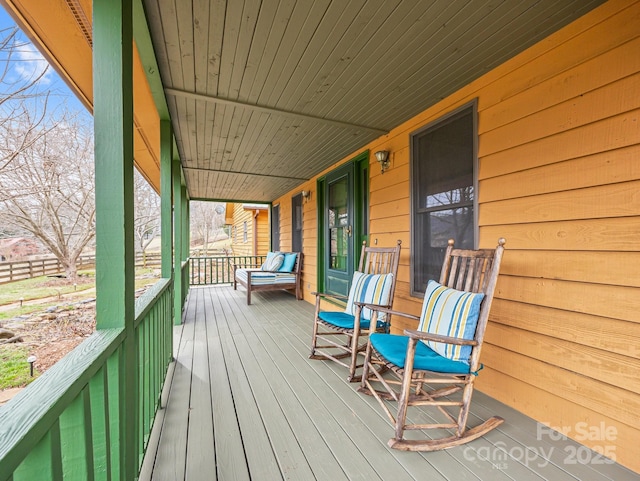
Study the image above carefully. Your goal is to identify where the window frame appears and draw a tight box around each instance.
[409,99,479,297]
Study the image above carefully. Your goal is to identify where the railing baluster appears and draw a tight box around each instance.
[185,255,265,286]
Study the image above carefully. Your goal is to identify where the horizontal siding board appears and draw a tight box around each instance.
[479,145,640,202]
[480,216,640,251]
[491,298,640,359]
[369,198,409,221]
[485,323,640,394]
[499,249,640,287]
[496,275,639,324]
[479,180,640,225]
[479,108,640,179]
[480,72,640,156]
[479,36,640,133]
[482,345,639,428]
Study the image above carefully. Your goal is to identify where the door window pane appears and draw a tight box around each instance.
[329,175,348,272]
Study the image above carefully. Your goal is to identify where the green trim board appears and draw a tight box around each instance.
[132,0,169,121]
[160,120,173,279]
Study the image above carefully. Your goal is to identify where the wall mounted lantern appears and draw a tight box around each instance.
[374,150,390,174]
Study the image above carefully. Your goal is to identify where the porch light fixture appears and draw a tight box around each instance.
[375,150,390,173]
[301,190,311,202]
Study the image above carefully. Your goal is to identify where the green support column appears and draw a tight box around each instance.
[93,0,136,479]
[160,120,173,279]
[173,160,183,325]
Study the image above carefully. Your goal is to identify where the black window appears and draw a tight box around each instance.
[292,194,303,253]
[410,101,477,295]
[271,204,280,251]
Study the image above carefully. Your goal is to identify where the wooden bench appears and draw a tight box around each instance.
[233,252,303,305]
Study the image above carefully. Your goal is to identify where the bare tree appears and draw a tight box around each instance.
[133,170,160,260]
[0,26,51,173]
[0,112,95,279]
[190,201,225,255]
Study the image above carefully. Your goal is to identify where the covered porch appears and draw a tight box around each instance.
[0,0,638,478]
[143,286,632,481]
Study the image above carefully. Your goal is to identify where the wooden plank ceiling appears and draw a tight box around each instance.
[2,0,607,202]
[143,0,606,202]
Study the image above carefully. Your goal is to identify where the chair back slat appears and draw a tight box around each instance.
[435,239,506,371]
[358,240,401,277]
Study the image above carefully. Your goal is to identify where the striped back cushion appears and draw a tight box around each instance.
[418,280,485,362]
[345,271,394,321]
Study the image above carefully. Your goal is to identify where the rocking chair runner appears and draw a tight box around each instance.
[359,238,506,451]
[309,240,401,382]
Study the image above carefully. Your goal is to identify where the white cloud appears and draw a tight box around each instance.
[12,42,52,86]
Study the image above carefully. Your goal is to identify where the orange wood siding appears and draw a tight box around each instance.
[273,0,640,471]
[229,206,254,256]
[255,210,270,256]
[230,205,269,256]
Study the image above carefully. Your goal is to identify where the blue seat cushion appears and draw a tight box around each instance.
[318,311,386,331]
[369,333,474,375]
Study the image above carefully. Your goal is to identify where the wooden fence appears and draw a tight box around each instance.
[0,253,162,285]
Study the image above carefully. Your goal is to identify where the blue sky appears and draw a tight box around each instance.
[0,6,91,122]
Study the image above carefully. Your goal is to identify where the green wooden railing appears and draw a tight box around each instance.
[181,260,189,305]
[0,278,174,480]
[189,255,265,286]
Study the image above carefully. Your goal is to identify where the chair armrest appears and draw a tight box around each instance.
[311,291,349,301]
[353,304,420,322]
[404,329,478,346]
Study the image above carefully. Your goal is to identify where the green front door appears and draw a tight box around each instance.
[318,152,369,297]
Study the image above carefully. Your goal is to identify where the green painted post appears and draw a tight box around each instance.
[160,120,173,279]
[93,0,137,479]
[173,160,183,325]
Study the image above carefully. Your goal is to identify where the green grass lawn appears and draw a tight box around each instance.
[0,346,38,389]
[0,272,95,306]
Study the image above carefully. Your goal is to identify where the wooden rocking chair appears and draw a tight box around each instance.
[359,238,505,451]
[310,240,401,382]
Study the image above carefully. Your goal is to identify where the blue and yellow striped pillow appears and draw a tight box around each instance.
[418,280,485,362]
[345,271,394,321]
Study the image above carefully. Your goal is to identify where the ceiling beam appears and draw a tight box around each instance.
[183,167,309,182]
[165,87,389,135]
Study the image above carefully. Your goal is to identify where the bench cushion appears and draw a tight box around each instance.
[236,268,297,286]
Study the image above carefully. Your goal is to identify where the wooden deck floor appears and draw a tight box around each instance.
[142,285,637,481]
